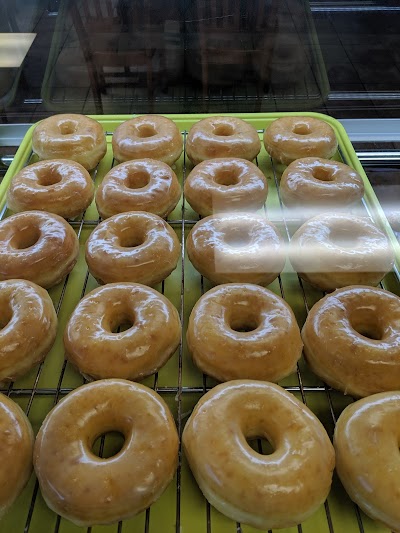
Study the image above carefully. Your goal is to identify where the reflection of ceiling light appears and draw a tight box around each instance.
[0,33,36,68]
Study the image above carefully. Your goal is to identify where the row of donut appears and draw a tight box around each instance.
[3,377,399,530]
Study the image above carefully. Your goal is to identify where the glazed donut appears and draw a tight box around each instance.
[64,283,180,380]
[183,380,335,529]
[302,285,400,397]
[186,117,261,166]
[288,214,395,291]
[7,159,95,219]
[0,393,34,518]
[334,391,400,531]
[187,283,302,382]
[0,211,79,289]
[280,157,364,212]
[34,379,179,526]
[112,115,183,166]
[187,214,285,285]
[32,114,106,170]
[95,159,181,219]
[0,279,57,383]
[184,158,268,217]
[86,211,180,286]
[264,116,338,165]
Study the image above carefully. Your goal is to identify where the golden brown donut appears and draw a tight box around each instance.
[334,392,400,531]
[0,279,57,383]
[32,114,106,170]
[64,283,180,380]
[85,211,180,286]
[184,158,268,217]
[0,393,34,518]
[186,117,261,165]
[0,211,79,289]
[7,159,94,219]
[34,379,179,526]
[112,115,183,165]
[264,116,338,165]
[288,214,395,291]
[183,380,335,530]
[280,157,364,212]
[302,285,400,397]
[187,283,302,382]
[95,159,181,219]
[187,214,285,285]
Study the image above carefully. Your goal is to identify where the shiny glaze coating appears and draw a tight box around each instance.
[34,379,179,526]
[7,159,95,219]
[302,285,400,397]
[186,117,261,165]
[187,283,302,382]
[64,283,181,380]
[289,214,395,291]
[334,392,400,531]
[280,157,364,212]
[112,115,183,165]
[184,158,268,217]
[0,393,34,518]
[264,116,338,165]
[85,211,180,286]
[183,380,335,529]
[0,279,57,383]
[95,159,181,219]
[0,211,79,289]
[32,114,106,170]
[187,213,285,285]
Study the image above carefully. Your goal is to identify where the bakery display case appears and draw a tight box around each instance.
[0,1,399,533]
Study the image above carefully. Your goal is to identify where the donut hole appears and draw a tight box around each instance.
[293,123,311,135]
[229,306,260,332]
[10,225,41,250]
[92,431,125,459]
[36,167,62,186]
[125,170,150,189]
[109,312,135,333]
[0,302,12,330]
[213,124,234,136]
[329,225,363,249]
[213,168,240,187]
[118,227,146,248]
[223,226,251,248]
[59,120,78,135]
[136,124,157,138]
[350,309,383,341]
[246,436,275,455]
[312,166,334,182]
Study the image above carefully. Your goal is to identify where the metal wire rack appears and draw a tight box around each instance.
[0,122,397,533]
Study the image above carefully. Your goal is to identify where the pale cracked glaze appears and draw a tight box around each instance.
[112,115,183,166]
[0,393,34,518]
[279,157,364,210]
[7,159,95,219]
[32,114,106,170]
[95,159,181,219]
[187,213,285,285]
[288,213,395,291]
[186,117,261,166]
[34,379,179,526]
[183,380,335,530]
[334,392,400,532]
[302,285,400,398]
[184,158,268,217]
[85,211,180,286]
[0,211,79,289]
[264,116,338,165]
[0,279,57,383]
[187,283,302,382]
[64,283,181,380]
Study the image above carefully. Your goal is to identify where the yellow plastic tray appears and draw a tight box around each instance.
[0,112,399,533]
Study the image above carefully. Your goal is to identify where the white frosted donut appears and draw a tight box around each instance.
[32,114,106,170]
[112,115,183,165]
[64,283,181,380]
[186,117,261,165]
[7,159,94,219]
[34,379,179,526]
[184,158,268,217]
[183,380,335,530]
[334,392,400,531]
